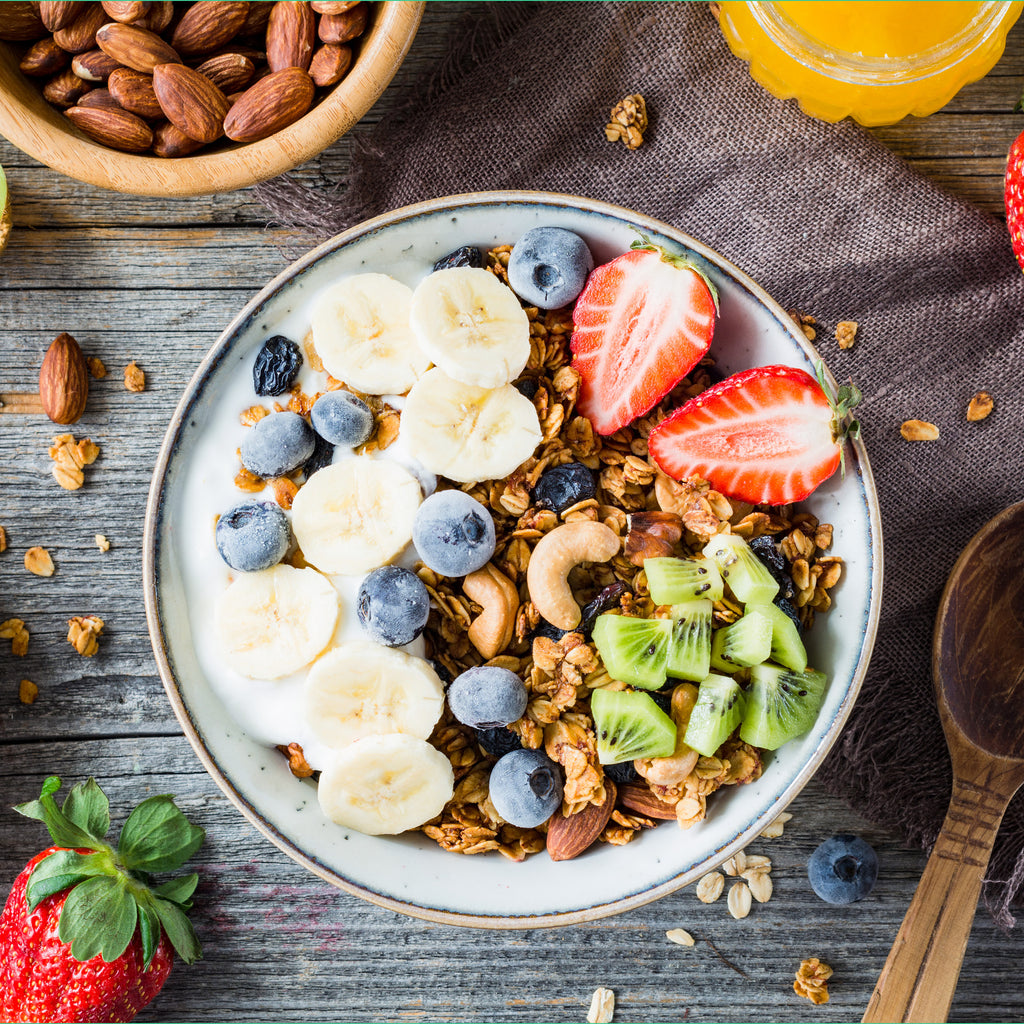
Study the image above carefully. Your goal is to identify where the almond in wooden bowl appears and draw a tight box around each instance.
[0,1,423,196]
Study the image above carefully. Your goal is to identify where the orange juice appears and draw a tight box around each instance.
[718,1,1023,125]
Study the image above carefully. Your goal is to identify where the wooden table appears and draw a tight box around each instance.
[2,7,1023,1021]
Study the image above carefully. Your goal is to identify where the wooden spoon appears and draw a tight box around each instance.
[863,500,1024,1023]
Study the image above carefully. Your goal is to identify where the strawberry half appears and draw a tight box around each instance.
[648,364,862,506]
[1006,127,1024,272]
[571,239,717,436]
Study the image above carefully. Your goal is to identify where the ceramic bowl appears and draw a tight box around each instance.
[0,2,422,196]
[144,191,883,927]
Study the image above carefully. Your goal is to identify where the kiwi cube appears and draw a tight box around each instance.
[739,663,827,750]
[592,614,672,690]
[701,533,779,605]
[747,602,808,672]
[645,556,724,604]
[683,673,747,756]
[591,687,677,764]
[709,610,773,672]
[666,599,713,681]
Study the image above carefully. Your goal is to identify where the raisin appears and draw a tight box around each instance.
[579,582,630,637]
[475,726,522,759]
[513,376,539,400]
[432,246,484,272]
[302,431,335,479]
[253,335,302,396]
[603,760,641,785]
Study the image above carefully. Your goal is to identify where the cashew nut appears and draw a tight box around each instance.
[526,521,621,630]
[635,683,700,788]
[463,562,519,660]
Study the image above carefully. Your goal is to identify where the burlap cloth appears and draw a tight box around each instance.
[255,2,1024,926]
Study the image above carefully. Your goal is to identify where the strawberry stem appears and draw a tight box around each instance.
[815,361,862,476]
[630,235,721,313]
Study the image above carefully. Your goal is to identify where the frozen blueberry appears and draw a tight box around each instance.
[357,565,430,647]
[532,462,596,514]
[311,390,374,447]
[475,726,522,759]
[253,335,302,396]
[412,490,496,577]
[808,834,878,905]
[603,760,641,786]
[433,245,484,272]
[447,666,528,730]
[240,411,315,478]
[488,748,563,828]
[507,227,594,309]
[215,501,291,572]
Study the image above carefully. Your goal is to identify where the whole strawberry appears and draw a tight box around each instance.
[1006,128,1024,272]
[0,777,204,1023]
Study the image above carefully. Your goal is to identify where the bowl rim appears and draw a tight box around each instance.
[0,1,423,196]
[143,189,884,928]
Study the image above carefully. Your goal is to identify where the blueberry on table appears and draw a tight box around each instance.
[215,501,291,572]
[447,665,528,729]
[357,565,430,647]
[240,410,316,478]
[412,489,496,577]
[532,462,597,514]
[488,748,563,828]
[475,725,523,759]
[432,246,484,272]
[507,226,594,309]
[808,834,879,904]
[311,390,374,447]
[253,335,302,396]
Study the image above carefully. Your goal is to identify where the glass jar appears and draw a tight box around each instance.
[717,1,1023,126]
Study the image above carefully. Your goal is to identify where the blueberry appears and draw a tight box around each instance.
[240,411,315,478]
[807,834,879,905]
[215,501,291,572]
[475,725,523,759]
[750,535,794,599]
[412,490,496,577]
[433,245,484,272]
[532,462,596,514]
[356,566,430,647]
[253,335,302,396]
[447,666,527,730]
[311,390,374,447]
[507,227,594,309]
[303,431,335,479]
[488,748,563,828]
[603,760,641,786]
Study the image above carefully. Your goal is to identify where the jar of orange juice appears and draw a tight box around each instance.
[717,1,1023,125]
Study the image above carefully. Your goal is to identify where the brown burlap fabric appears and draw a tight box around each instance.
[255,1,1024,925]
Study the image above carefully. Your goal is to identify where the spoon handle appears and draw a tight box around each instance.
[862,774,1013,1023]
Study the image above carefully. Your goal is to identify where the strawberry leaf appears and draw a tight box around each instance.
[26,850,114,910]
[152,872,199,909]
[61,778,110,841]
[136,895,162,969]
[117,795,205,874]
[14,776,107,852]
[153,897,202,965]
[58,874,137,963]
[815,361,863,476]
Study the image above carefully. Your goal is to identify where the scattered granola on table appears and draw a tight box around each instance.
[794,957,833,1005]
[966,390,994,421]
[0,525,6,552]
[835,320,858,349]
[605,94,647,150]
[48,434,99,491]
[586,987,615,1024]
[0,619,29,657]
[18,679,38,705]
[95,534,111,552]
[900,418,940,441]
[24,546,54,577]
[87,356,107,379]
[67,615,104,657]
[123,361,146,393]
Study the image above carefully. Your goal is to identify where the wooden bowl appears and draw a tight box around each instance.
[0,2,423,197]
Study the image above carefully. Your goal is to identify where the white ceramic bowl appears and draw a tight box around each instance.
[144,191,883,928]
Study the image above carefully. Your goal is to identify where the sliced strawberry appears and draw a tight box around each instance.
[648,364,861,506]
[571,241,717,436]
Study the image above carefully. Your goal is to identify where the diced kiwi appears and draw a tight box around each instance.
[683,673,747,756]
[666,600,713,681]
[592,614,672,690]
[747,602,808,672]
[701,533,779,605]
[645,556,724,603]
[591,687,677,764]
[739,663,827,750]
[709,610,773,672]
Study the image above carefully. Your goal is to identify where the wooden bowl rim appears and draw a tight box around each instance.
[0,1,423,196]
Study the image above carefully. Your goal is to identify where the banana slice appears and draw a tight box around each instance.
[399,367,542,484]
[317,733,455,836]
[311,273,429,395]
[215,564,338,679]
[304,641,445,750]
[291,458,422,575]
[410,267,531,388]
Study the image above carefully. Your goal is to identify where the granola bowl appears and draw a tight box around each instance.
[144,191,883,927]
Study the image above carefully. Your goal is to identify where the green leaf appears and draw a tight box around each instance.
[26,850,113,910]
[136,895,161,969]
[62,779,110,841]
[117,795,205,874]
[152,872,199,908]
[58,874,137,963]
[15,777,107,852]
[153,898,202,965]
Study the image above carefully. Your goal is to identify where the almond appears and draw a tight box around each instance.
[267,1,315,72]
[96,22,181,72]
[108,67,162,119]
[152,62,229,144]
[0,3,48,42]
[239,1,273,35]
[195,52,255,94]
[546,780,617,862]
[617,782,679,820]
[223,67,314,142]
[77,88,124,112]
[39,332,89,425]
[317,3,367,45]
[308,42,351,87]
[71,49,124,82]
[65,105,154,152]
[171,0,249,56]
[134,0,172,32]
[53,4,108,54]
[311,1,361,12]
[39,1,86,33]
[152,121,205,158]
[100,1,150,23]
[20,38,71,77]
[43,68,93,108]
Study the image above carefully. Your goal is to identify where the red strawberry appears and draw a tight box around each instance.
[648,364,862,505]
[1006,128,1024,272]
[0,777,204,1024]
[570,239,717,436]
